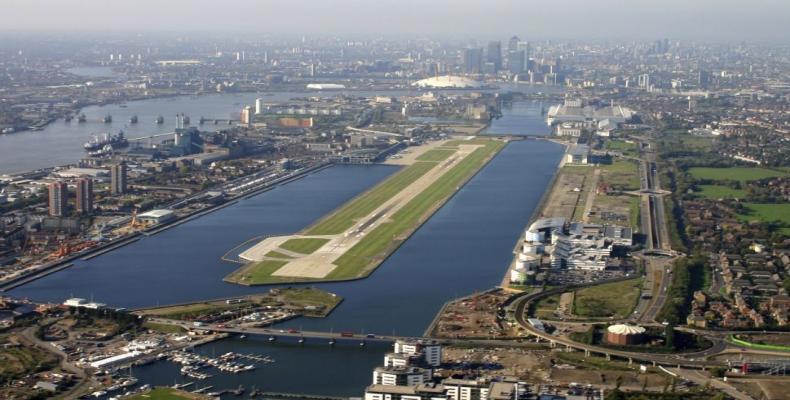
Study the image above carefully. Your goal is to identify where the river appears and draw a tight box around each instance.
[6,86,563,396]
[10,138,563,396]
[0,84,559,174]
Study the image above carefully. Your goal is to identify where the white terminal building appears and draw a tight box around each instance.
[510,218,633,282]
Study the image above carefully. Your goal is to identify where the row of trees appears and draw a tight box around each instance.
[656,255,707,325]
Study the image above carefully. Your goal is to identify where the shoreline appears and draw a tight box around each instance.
[0,163,332,292]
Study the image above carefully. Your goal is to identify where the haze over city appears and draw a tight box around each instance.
[1,0,789,41]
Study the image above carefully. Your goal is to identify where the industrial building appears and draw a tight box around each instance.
[135,209,176,226]
[566,144,590,165]
[546,98,635,128]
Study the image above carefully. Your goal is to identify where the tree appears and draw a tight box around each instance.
[665,324,676,350]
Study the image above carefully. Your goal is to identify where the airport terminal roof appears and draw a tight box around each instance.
[528,217,566,232]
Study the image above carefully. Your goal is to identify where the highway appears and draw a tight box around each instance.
[510,287,729,369]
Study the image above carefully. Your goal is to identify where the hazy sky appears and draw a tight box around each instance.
[2,0,788,42]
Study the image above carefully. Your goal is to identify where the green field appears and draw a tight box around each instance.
[604,139,638,155]
[327,140,505,279]
[573,278,642,318]
[416,148,456,162]
[600,160,640,191]
[738,203,790,235]
[0,335,58,382]
[306,162,435,235]
[239,260,293,283]
[142,321,187,334]
[126,387,208,400]
[264,250,294,259]
[689,167,787,182]
[696,184,747,199]
[279,238,330,254]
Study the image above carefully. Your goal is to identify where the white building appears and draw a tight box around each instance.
[394,339,442,367]
[136,209,176,226]
[443,378,490,400]
[365,384,447,400]
[373,366,432,386]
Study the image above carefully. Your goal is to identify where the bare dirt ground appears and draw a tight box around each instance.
[443,347,551,380]
[539,169,587,220]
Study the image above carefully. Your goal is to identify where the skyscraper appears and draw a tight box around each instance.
[111,163,128,195]
[75,178,93,215]
[255,98,263,115]
[48,181,68,217]
[509,50,525,74]
[462,48,483,74]
[507,35,520,53]
[486,41,502,72]
[240,106,253,125]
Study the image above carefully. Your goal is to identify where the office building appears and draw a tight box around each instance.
[509,50,525,74]
[255,98,263,115]
[486,41,502,72]
[462,48,483,74]
[48,181,69,217]
[75,178,93,215]
[110,163,128,195]
[507,35,520,53]
[240,106,253,125]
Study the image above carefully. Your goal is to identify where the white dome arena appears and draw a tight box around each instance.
[606,324,646,335]
[412,75,483,89]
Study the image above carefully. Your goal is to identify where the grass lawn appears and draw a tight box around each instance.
[604,140,638,155]
[689,167,787,182]
[738,203,790,235]
[137,302,240,320]
[600,160,640,191]
[328,140,505,279]
[533,294,561,319]
[279,287,342,309]
[278,238,330,254]
[126,387,209,400]
[696,184,747,199]
[0,335,58,381]
[306,162,435,235]
[444,138,495,146]
[142,321,186,334]
[573,278,642,318]
[264,250,294,259]
[234,260,299,284]
[416,148,456,162]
